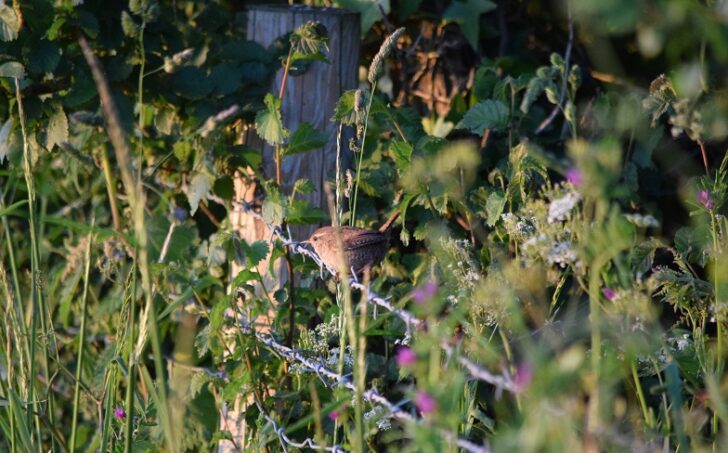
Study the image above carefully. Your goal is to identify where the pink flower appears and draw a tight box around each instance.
[328,410,340,421]
[395,347,416,366]
[565,167,583,187]
[513,363,533,394]
[114,407,126,420]
[602,287,616,301]
[698,190,713,210]
[412,281,437,304]
[415,391,437,414]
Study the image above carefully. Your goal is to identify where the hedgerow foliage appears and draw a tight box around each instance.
[0,0,727,452]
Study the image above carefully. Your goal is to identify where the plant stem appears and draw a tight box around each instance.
[123,258,139,453]
[69,223,94,451]
[351,81,377,227]
[15,77,57,452]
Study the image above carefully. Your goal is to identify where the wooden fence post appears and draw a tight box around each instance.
[219,6,359,451]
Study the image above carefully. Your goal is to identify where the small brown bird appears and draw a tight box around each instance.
[304,226,388,275]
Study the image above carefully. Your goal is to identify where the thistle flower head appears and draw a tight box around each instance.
[698,190,713,210]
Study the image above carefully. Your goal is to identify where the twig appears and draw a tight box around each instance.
[535,5,574,135]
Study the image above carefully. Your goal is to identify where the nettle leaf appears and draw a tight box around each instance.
[285,122,326,155]
[457,99,508,134]
[331,89,361,125]
[0,5,21,42]
[287,199,328,224]
[262,184,285,225]
[389,140,413,170]
[255,94,288,145]
[443,0,496,50]
[185,172,214,216]
[45,105,68,151]
[290,21,329,63]
[521,77,548,114]
[120,11,140,38]
[243,240,269,267]
[0,61,24,78]
[485,191,506,227]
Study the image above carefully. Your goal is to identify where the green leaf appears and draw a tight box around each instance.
[331,89,361,125]
[443,0,496,50]
[185,172,213,216]
[485,191,506,227]
[243,240,269,267]
[389,140,413,170]
[0,118,13,163]
[45,105,68,151]
[521,77,548,114]
[287,199,328,224]
[456,99,508,134]
[336,0,391,34]
[169,66,213,100]
[121,10,140,38]
[209,63,243,96]
[285,122,326,155]
[0,5,20,42]
[290,21,329,63]
[0,61,24,78]
[255,94,288,146]
[24,40,61,76]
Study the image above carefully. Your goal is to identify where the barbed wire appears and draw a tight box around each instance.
[248,326,491,453]
[230,199,517,394]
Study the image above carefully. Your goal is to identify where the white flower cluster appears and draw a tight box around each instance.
[546,241,579,268]
[326,345,354,369]
[547,191,581,224]
[624,213,660,228]
[363,406,392,431]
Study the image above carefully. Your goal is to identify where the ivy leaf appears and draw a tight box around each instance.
[285,122,326,155]
[456,99,508,134]
[0,5,21,42]
[443,0,496,50]
[185,172,213,216]
[336,0,391,34]
[45,105,69,151]
[0,61,24,78]
[255,94,288,146]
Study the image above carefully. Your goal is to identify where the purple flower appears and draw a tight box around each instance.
[395,347,416,366]
[173,206,188,222]
[411,281,437,304]
[114,407,126,420]
[513,363,533,394]
[602,287,616,301]
[414,391,437,414]
[698,190,713,210]
[565,167,583,187]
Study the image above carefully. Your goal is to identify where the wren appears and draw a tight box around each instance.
[305,226,388,275]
